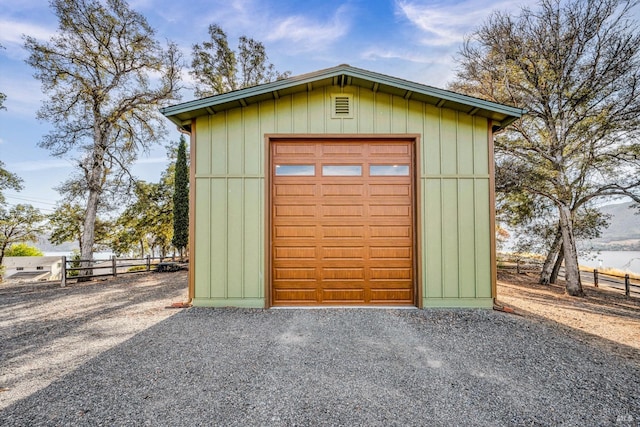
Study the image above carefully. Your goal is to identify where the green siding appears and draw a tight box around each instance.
[193,86,493,308]
[243,105,261,175]
[210,179,227,298]
[424,105,440,175]
[358,88,375,133]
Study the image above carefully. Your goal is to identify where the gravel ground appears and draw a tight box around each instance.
[1,272,639,426]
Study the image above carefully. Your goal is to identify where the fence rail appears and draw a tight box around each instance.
[588,268,640,297]
[497,257,639,298]
[61,255,184,287]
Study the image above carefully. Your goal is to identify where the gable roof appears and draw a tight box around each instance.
[161,64,524,132]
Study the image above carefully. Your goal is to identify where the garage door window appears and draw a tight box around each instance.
[370,165,410,176]
[322,165,362,176]
[275,165,315,176]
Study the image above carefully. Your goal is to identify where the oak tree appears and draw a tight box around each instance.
[452,0,640,296]
[24,0,181,274]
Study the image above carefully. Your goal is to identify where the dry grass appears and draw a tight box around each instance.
[497,271,640,364]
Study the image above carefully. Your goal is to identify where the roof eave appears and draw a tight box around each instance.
[161,65,525,131]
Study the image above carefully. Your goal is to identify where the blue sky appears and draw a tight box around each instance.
[0,0,533,213]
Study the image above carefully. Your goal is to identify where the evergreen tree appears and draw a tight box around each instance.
[172,135,189,259]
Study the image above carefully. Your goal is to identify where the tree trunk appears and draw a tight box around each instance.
[0,241,8,267]
[540,226,562,285]
[79,127,108,281]
[550,243,564,284]
[558,205,584,296]
[79,186,100,281]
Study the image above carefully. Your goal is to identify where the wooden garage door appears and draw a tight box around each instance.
[271,139,415,306]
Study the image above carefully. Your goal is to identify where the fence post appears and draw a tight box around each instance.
[593,269,599,288]
[112,255,117,278]
[625,274,630,297]
[516,258,520,274]
[61,256,67,288]
[146,254,151,272]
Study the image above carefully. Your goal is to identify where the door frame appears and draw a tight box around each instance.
[264,134,422,308]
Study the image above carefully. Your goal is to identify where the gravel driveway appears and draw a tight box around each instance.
[1,272,639,426]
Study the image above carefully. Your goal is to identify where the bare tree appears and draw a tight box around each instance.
[191,24,290,98]
[24,0,181,273]
[452,0,640,296]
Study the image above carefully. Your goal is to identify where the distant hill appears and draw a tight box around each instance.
[580,202,640,250]
[35,234,78,253]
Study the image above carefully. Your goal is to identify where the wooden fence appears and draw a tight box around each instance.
[589,269,640,297]
[60,255,184,287]
[497,256,639,297]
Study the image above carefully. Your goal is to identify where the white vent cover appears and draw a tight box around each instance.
[331,94,353,118]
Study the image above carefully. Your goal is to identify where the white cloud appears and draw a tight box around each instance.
[361,47,452,65]
[0,19,54,46]
[11,159,72,172]
[266,5,351,52]
[395,0,519,47]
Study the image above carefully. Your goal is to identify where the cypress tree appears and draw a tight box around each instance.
[172,135,189,259]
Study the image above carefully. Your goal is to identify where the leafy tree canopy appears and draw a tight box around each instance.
[0,204,45,265]
[191,24,290,98]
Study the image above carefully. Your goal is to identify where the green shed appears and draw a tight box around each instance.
[161,65,523,308]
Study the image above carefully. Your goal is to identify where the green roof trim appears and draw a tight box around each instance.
[161,64,524,132]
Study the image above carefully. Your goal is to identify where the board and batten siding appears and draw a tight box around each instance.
[192,85,493,308]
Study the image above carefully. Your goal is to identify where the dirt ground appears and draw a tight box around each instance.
[496,270,640,364]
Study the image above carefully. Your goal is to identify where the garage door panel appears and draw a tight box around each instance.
[275,184,317,196]
[321,144,364,155]
[370,225,411,238]
[368,144,410,156]
[322,267,365,280]
[369,205,411,217]
[321,247,366,259]
[273,267,316,280]
[275,144,317,155]
[274,246,317,259]
[274,225,317,238]
[321,204,364,217]
[370,267,413,280]
[274,205,316,217]
[272,140,415,306]
[322,289,366,302]
[370,247,412,259]
[322,225,365,238]
[273,289,318,302]
[321,184,364,196]
[370,288,413,302]
[369,184,411,196]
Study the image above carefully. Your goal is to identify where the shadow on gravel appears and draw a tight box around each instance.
[0,279,183,364]
[2,308,639,426]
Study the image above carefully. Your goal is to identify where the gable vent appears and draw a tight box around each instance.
[331,94,353,119]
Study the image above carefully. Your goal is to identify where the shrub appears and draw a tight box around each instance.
[5,243,44,257]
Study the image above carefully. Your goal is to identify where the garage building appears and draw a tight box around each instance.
[161,65,523,308]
